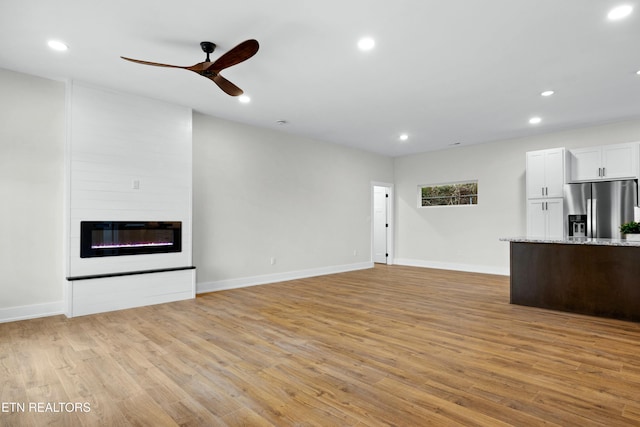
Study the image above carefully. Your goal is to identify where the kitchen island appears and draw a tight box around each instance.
[502,237,640,322]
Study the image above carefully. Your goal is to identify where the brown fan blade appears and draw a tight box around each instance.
[183,63,243,96]
[121,39,258,97]
[120,56,186,69]
[208,39,259,72]
[209,74,244,96]
[185,62,213,73]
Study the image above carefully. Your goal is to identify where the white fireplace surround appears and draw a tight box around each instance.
[65,82,194,317]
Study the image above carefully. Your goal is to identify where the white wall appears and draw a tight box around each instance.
[193,113,395,291]
[66,82,193,277]
[2,65,639,320]
[394,118,640,275]
[0,68,65,319]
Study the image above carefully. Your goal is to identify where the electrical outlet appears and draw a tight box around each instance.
[270,257,276,265]
[353,249,358,256]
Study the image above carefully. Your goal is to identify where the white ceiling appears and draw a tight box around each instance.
[1,0,639,157]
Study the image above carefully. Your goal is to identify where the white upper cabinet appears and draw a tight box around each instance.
[526,148,565,199]
[569,142,638,182]
[603,143,638,179]
[569,146,601,182]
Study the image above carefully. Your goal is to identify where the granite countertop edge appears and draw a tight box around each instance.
[500,237,640,247]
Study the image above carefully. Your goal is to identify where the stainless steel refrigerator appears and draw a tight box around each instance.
[564,179,638,239]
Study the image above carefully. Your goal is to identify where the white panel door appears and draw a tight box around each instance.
[544,148,565,198]
[526,150,547,198]
[527,200,547,238]
[602,143,638,180]
[570,147,602,181]
[373,186,388,264]
[546,198,564,239]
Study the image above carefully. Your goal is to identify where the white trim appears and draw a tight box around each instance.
[0,301,65,324]
[394,258,509,276]
[197,262,373,294]
[64,79,73,316]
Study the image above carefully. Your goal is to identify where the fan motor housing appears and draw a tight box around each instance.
[200,41,216,53]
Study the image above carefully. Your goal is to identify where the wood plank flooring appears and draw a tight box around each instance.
[2,265,640,426]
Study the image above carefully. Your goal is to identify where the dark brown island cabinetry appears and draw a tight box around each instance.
[507,239,640,322]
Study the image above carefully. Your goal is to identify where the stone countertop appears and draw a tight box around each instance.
[500,236,640,247]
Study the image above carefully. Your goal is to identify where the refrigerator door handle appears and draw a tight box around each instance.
[587,199,593,237]
[592,198,597,237]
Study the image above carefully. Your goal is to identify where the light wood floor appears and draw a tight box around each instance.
[2,265,640,426]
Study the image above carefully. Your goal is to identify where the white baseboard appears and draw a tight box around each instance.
[0,260,503,322]
[394,258,509,276]
[0,301,65,324]
[197,261,374,294]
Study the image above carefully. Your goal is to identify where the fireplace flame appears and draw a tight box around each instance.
[91,242,174,249]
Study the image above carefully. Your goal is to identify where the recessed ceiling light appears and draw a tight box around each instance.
[608,4,633,20]
[399,133,409,141]
[357,37,375,51]
[529,117,542,125]
[47,40,68,51]
[541,90,555,97]
[276,120,288,125]
[238,95,251,104]
[636,70,640,75]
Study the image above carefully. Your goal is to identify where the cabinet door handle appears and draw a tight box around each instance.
[545,187,548,196]
[602,167,605,177]
[598,167,602,177]
[542,187,544,196]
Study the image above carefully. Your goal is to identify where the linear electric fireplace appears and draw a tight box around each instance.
[80,221,182,258]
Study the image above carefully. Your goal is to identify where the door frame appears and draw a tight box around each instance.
[371,181,394,265]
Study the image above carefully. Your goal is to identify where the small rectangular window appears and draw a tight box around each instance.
[419,181,478,207]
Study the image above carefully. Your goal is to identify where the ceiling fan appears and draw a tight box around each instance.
[121,39,259,96]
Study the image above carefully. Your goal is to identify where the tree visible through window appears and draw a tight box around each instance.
[420,181,478,207]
